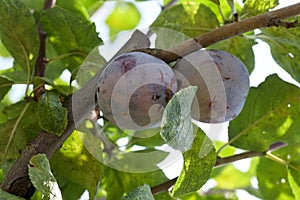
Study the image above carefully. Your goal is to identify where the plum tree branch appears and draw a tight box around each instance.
[151,142,287,195]
[136,2,300,63]
[1,2,300,198]
[33,0,56,99]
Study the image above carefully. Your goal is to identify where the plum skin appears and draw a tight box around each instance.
[97,52,178,130]
[174,49,250,123]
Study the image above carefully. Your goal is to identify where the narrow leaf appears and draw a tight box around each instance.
[288,169,300,199]
[29,154,62,200]
[160,86,197,152]
[0,0,39,75]
[122,184,154,200]
[172,129,216,197]
[229,75,300,152]
[38,90,68,136]
[0,77,13,101]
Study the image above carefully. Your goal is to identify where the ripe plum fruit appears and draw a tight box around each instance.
[97,52,177,130]
[174,49,250,123]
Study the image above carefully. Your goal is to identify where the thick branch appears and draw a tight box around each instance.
[137,2,300,63]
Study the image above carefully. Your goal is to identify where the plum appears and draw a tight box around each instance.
[97,52,177,130]
[174,49,250,123]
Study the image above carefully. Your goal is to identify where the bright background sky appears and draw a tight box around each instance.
[0,0,298,199]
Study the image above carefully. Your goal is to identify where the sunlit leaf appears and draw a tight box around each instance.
[106,2,141,37]
[160,86,197,152]
[50,131,104,199]
[122,184,154,200]
[0,0,39,76]
[172,129,216,197]
[38,90,68,136]
[242,0,278,17]
[229,75,300,152]
[29,154,62,200]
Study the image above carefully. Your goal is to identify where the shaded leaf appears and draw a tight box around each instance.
[0,77,13,101]
[172,129,216,197]
[29,154,62,200]
[208,36,256,73]
[0,0,39,75]
[41,6,102,71]
[106,2,141,37]
[56,0,90,20]
[38,90,68,136]
[160,86,197,152]
[122,184,154,200]
[0,102,40,163]
[229,75,300,152]
[259,27,300,83]
[50,131,104,199]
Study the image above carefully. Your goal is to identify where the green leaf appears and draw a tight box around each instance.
[258,27,300,83]
[0,39,11,57]
[38,90,68,136]
[0,77,13,101]
[229,75,300,152]
[56,0,90,20]
[214,158,258,190]
[80,127,168,173]
[288,169,300,199]
[106,2,141,37]
[151,5,194,37]
[29,154,62,200]
[50,131,104,199]
[103,167,168,200]
[208,36,256,73]
[0,0,39,76]
[122,184,154,200]
[191,4,220,37]
[172,129,216,197]
[160,86,197,152]
[257,157,294,199]
[242,0,278,17]
[0,188,25,200]
[41,6,102,71]
[0,102,40,163]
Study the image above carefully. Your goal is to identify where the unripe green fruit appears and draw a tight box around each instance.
[174,50,250,123]
[97,52,178,130]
